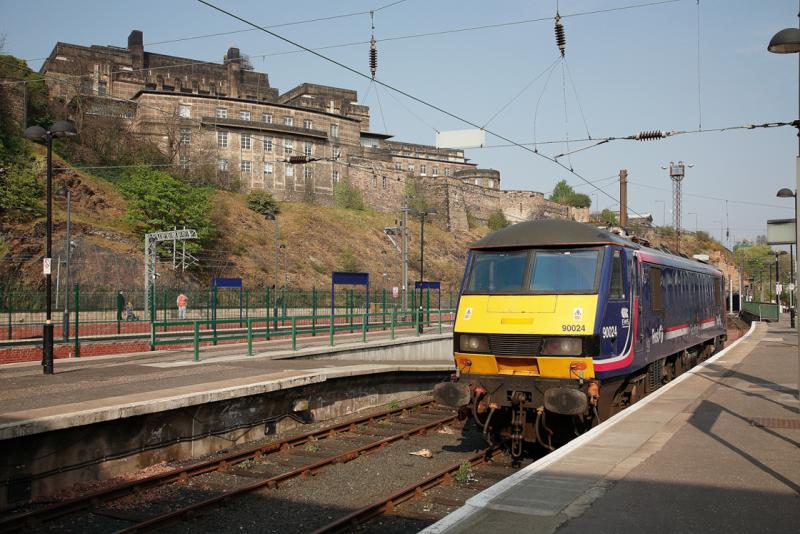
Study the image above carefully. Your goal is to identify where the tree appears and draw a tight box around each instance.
[600,208,618,226]
[120,167,214,251]
[333,176,365,210]
[488,209,509,231]
[0,166,42,222]
[247,190,280,217]
[549,179,591,208]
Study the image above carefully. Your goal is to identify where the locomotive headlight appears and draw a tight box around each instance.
[541,337,583,356]
[459,334,489,353]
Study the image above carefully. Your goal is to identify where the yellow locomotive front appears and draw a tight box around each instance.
[434,220,619,456]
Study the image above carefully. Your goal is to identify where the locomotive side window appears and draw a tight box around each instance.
[649,267,664,312]
[609,250,624,299]
[468,251,528,292]
[530,250,599,292]
[714,277,721,306]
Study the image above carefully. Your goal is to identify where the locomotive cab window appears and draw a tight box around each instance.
[530,249,599,293]
[609,250,624,299]
[467,251,528,292]
[714,277,721,306]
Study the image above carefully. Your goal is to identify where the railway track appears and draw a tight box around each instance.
[1,399,460,533]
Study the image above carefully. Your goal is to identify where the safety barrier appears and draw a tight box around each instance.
[740,301,780,322]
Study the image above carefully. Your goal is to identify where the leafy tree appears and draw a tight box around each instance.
[488,209,509,231]
[405,175,431,212]
[0,166,42,221]
[600,208,618,226]
[247,190,280,217]
[333,176,365,210]
[549,179,591,208]
[119,167,214,251]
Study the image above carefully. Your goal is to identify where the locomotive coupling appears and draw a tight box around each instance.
[587,381,600,407]
[433,382,471,408]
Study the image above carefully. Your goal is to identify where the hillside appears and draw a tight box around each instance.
[0,149,485,294]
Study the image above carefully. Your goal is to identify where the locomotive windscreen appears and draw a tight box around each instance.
[530,250,599,292]
[466,249,600,294]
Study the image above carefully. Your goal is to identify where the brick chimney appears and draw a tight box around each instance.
[225,47,241,98]
[128,30,144,70]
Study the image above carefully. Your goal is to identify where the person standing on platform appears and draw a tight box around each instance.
[177,292,188,319]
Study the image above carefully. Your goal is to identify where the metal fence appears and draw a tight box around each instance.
[740,301,780,322]
[0,284,459,349]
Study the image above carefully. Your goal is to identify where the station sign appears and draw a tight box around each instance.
[392,286,399,298]
[767,218,796,245]
[43,257,51,275]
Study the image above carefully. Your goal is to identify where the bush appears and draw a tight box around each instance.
[337,248,360,272]
[600,209,618,226]
[333,177,364,210]
[247,190,280,217]
[0,165,43,221]
[549,179,592,208]
[488,209,509,231]
[120,167,214,252]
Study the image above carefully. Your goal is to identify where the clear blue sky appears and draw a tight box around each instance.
[2,0,798,246]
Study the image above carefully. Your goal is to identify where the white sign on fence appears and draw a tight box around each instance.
[43,257,51,275]
[392,286,399,298]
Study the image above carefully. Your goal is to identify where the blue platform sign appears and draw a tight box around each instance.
[212,277,243,288]
[415,281,440,290]
[331,272,370,317]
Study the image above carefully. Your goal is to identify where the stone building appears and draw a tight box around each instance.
[40,30,588,230]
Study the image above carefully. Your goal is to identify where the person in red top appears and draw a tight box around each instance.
[177,293,188,319]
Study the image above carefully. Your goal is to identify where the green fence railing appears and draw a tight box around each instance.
[740,301,780,322]
[149,308,457,361]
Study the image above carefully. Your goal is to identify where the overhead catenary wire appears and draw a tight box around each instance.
[193,0,654,220]
[481,57,561,129]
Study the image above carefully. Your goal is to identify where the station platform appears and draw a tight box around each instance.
[0,327,453,441]
[426,318,800,534]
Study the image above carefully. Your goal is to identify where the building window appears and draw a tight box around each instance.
[284,139,293,155]
[420,165,427,176]
[264,162,274,175]
[382,176,387,188]
[97,81,107,96]
[332,146,341,160]
[444,167,450,177]
[303,119,313,129]
[218,158,228,171]
[304,166,313,180]
[262,113,273,123]
[395,162,402,171]
[285,163,294,177]
[432,166,439,176]
[303,142,313,157]
[240,110,251,121]
[488,179,494,188]
[330,123,339,138]
[371,175,377,188]
[179,104,191,118]
[475,179,480,185]
[332,170,340,183]
[241,133,251,150]
[283,116,293,126]
[408,163,415,173]
[264,136,273,152]
[216,107,227,119]
[180,128,191,145]
[217,131,228,148]
[241,160,252,173]
[180,155,190,169]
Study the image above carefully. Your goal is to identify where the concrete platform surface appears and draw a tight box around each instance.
[425,319,800,534]
[0,330,454,440]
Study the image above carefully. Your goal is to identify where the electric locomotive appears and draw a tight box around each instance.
[434,219,726,457]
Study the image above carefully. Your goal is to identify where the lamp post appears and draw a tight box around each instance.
[58,186,75,342]
[24,120,77,375]
[265,212,279,320]
[778,188,797,327]
[409,207,437,333]
[769,15,800,399]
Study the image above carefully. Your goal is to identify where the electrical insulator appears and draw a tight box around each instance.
[635,130,666,141]
[369,36,378,79]
[554,14,566,57]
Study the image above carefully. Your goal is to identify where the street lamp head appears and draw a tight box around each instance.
[768,27,800,54]
[777,187,796,198]
[425,207,438,215]
[50,120,77,138]
[23,125,47,142]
